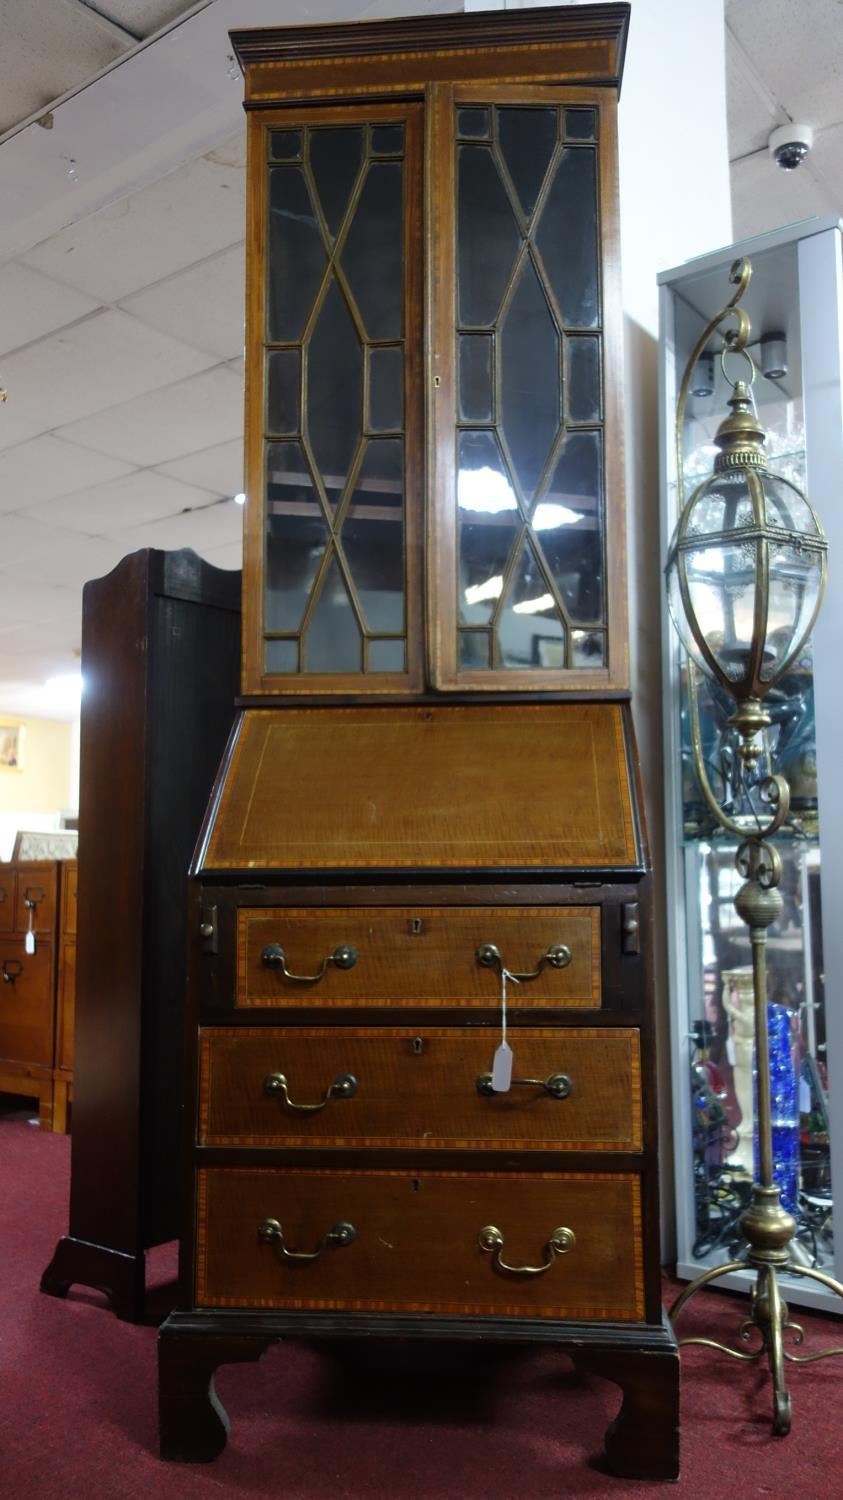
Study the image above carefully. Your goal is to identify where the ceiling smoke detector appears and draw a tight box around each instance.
[768,123,813,170]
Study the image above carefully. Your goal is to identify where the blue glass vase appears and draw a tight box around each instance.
[754,1003,800,1215]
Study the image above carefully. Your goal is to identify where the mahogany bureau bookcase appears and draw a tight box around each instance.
[159,4,680,1480]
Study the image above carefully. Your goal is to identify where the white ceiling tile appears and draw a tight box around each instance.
[24,469,219,536]
[731,150,832,240]
[809,119,843,213]
[95,1,199,37]
[0,309,216,453]
[204,131,247,171]
[0,512,55,569]
[55,362,243,466]
[118,496,244,556]
[726,33,781,160]
[0,435,133,514]
[0,263,101,358]
[727,0,843,134]
[0,632,83,690]
[0,618,80,656]
[0,0,129,136]
[119,242,245,360]
[0,513,129,587]
[200,538,243,573]
[156,437,244,495]
[0,577,80,629]
[21,152,246,302]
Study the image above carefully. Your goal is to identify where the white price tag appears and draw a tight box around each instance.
[25,930,36,955]
[491,1041,513,1092]
[489,968,519,1092]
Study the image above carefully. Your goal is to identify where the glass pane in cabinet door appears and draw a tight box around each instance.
[453,103,605,674]
[342,161,404,341]
[537,431,604,625]
[498,538,566,668]
[265,443,328,635]
[309,126,363,240]
[340,439,405,635]
[306,277,363,515]
[267,168,326,342]
[304,554,362,674]
[260,113,416,681]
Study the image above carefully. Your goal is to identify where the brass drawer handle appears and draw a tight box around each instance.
[478,1224,576,1276]
[2,959,23,984]
[475,1071,572,1100]
[262,1071,358,1112]
[257,1217,357,1262]
[260,942,358,983]
[475,942,572,982]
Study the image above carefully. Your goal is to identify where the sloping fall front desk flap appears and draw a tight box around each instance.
[196,703,643,874]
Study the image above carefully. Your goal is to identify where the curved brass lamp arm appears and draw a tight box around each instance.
[675,256,751,512]
[686,661,789,841]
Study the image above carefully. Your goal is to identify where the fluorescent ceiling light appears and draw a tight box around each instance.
[532,501,580,530]
[458,466,517,514]
[464,575,503,606]
[512,593,555,615]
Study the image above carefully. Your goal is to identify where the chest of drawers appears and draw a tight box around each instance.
[159,702,679,1479]
[0,860,69,1130]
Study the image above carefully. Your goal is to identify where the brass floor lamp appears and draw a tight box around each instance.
[665,257,843,1434]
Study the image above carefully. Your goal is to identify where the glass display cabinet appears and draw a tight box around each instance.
[659,216,843,1312]
[241,23,628,695]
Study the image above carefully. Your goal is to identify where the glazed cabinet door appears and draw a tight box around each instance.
[428,85,627,691]
[242,103,424,694]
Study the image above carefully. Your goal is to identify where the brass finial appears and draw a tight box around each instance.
[714,380,767,471]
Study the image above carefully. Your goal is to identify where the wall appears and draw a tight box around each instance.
[467,0,733,1252]
[0,714,75,859]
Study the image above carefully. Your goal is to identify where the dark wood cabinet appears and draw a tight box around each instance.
[41,549,240,1320]
[158,4,679,1480]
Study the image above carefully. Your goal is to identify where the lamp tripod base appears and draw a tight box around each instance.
[670,1215,843,1435]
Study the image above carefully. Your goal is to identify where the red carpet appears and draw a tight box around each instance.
[1,1116,842,1498]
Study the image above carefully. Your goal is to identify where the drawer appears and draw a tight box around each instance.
[0,871,12,934]
[199,1026,642,1152]
[237,907,600,1010]
[14,866,56,937]
[0,939,54,1067]
[196,1167,644,1320]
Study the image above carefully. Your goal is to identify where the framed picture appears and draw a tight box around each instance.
[0,722,24,771]
[10,830,78,861]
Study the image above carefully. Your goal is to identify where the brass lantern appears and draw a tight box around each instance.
[666,257,842,1439]
[665,374,827,760]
